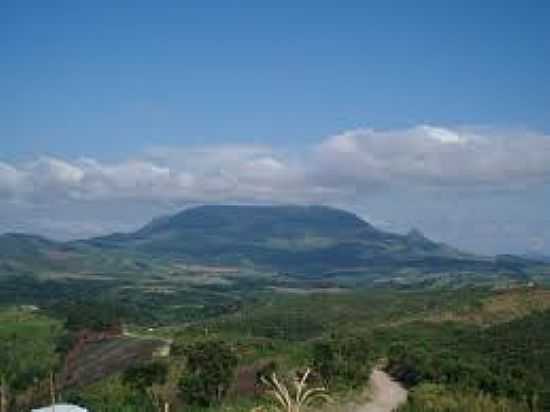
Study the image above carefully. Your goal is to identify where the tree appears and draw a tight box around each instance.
[123,362,168,412]
[123,362,167,390]
[312,335,372,390]
[64,301,122,331]
[178,341,238,407]
[0,333,18,412]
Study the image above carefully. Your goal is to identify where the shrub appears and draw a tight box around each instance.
[312,335,372,390]
[178,340,238,407]
[122,361,167,390]
[257,368,331,412]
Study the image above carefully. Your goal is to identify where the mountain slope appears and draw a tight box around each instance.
[1,205,537,278]
[0,233,65,275]
[83,205,475,273]
[0,233,154,278]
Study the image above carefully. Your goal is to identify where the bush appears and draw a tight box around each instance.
[399,383,535,412]
[178,340,238,407]
[64,301,122,331]
[122,361,167,390]
[384,312,550,408]
[312,335,372,390]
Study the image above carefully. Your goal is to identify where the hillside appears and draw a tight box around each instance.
[83,205,482,274]
[0,233,156,278]
[0,205,541,279]
[0,233,70,276]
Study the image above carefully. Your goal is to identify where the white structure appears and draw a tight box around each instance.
[32,404,88,412]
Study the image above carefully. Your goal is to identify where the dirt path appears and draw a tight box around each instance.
[356,369,407,412]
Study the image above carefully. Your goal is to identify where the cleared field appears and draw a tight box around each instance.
[423,286,550,325]
[61,336,165,388]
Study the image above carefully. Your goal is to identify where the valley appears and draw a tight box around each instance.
[1,206,549,411]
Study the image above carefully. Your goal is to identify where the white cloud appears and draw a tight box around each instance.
[0,161,26,199]
[1,124,550,207]
[418,125,467,144]
[315,125,550,187]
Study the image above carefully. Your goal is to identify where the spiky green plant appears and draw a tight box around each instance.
[255,368,332,412]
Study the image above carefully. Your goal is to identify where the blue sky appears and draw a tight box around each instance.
[1,1,549,254]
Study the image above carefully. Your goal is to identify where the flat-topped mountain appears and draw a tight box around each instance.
[90,205,378,246]
[84,205,471,272]
[0,205,535,277]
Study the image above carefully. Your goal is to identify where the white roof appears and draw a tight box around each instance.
[32,404,88,412]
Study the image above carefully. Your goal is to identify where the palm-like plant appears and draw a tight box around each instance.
[257,368,332,412]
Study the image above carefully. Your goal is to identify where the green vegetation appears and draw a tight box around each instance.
[383,310,550,409]
[122,362,168,391]
[77,205,540,277]
[1,204,548,410]
[178,341,239,407]
[68,376,159,412]
[2,282,550,411]
[64,302,123,331]
[0,275,247,325]
[312,335,372,390]
[259,368,332,412]
[2,206,543,283]
[0,308,63,411]
[399,384,534,412]
[1,202,549,412]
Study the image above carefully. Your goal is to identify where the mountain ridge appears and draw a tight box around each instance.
[81,205,475,273]
[0,205,537,277]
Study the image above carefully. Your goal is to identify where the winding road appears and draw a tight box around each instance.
[356,369,408,412]
[329,369,407,412]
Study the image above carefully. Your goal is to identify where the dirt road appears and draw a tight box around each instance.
[356,369,407,412]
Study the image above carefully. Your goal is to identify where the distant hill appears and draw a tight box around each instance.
[0,233,152,277]
[523,252,550,263]
[0,233,59,258]
[0,205,539,277]
[0,233,64,275]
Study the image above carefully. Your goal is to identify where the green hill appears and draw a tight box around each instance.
[0,205,540,278]
[84,205,490,274]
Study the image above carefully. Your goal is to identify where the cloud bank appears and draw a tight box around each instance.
[315,125,550,188]
[2,125,550,205]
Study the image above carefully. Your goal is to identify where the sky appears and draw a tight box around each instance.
[1,1,549,255]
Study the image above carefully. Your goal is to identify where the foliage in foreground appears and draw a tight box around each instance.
[398,383,536,412]
[384,310,550,409]
[178,341,239,407]
[255,368,331,412]
[67,376,158,412]
[312,335,372,391]
[3,286,550,412]
[0,308,63,411]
